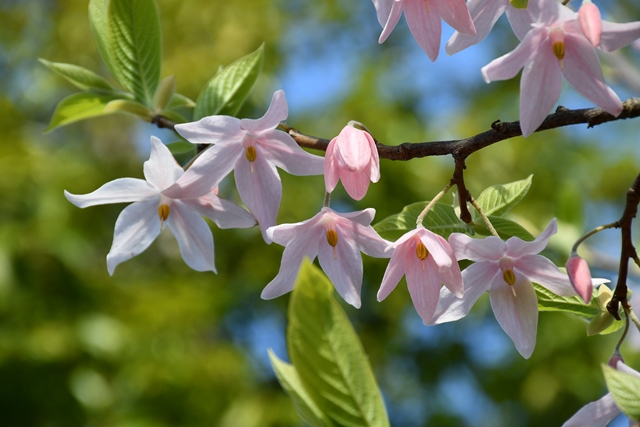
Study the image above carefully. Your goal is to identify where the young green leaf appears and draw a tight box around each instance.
[374,201,472,241]
[473,175,533,219]
[45,92,121,132]
[288,259,390,427]
[88,0,115,79]
[268,349,334,427]
[104,99,153,121]
[534,283,601,319]
[39,59,115,92]
[153,75,176,112]
[107,0,162,104]
[602,364,640,421]
[194,44,265,120]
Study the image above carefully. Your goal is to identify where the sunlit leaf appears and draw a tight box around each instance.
[268,349,333,427]
[104,99,153,120]
[153,75,176,111]
[194,44,264,120]
[473,175,533,219]
[288,260,390,427]
[481,216,535,241]
[39,59,115,92]
[534,283,601,318]
[45,92,121,132]
[602,364,640,421]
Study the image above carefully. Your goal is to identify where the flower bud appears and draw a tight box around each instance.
[608,350,625,369]
[566,255,593,303]
[579,0,602,47]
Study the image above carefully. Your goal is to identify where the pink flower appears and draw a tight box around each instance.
[377,226,463,323]
[428,219,576,358]
[261,207,390,308]
[64,136,256,275]
[481,4,640,136]
[324,124,380,200]
[166,90,325,243]
[566,255,593,303]
[373,0,476,61]
[579,0,602,47]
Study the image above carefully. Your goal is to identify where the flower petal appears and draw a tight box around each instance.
[106,199,161,275]
[324,138,340,193]
[432,0,475,36]
[166,200,216,273]
[334,126,373,172]
[506,218,557,258]
[599,20,640,53]
[258,129,325,176]
[378,241,410,301]
[446,0,507,55]
[235,144,282,243]
[561,393,620,427]
[339,167,373,200]
[267,213,322,246]
[335,207,376,226]
[489,276,538,358]
[449,233,506,261]
[65,178,158,208]
[318,233,363,308]
[180,193,256,229]
[240,90,288,134]
[378,0,404,44]
[405,247,445,322]
[418,228,453,270]
[481,27,546,83]
[144,136,184,190]
[404,0,443,61]
[174,115,243,145]
[517,254,576,297]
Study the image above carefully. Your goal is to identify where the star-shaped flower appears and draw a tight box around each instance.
[377,226,463,323]
[65,136,256,274]
[262,207,390,308]
[165,90,325,243]
[428,219,577,358]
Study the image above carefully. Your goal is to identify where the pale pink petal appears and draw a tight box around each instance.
[563,33,622,116]
[180,193,256,229]
[446,0,508,55]
[268,214,323,246]
[324,138,340,193]
[367,134,381,183]
[261,230,322,299]
[378,0,404,44]
[506,2,540,41]
[106,199,161,275]
[506,219,557,258]
[519,37,563,137]
[432,0,475,36]
[163,143,243,199]
[318,234,363,308]
[235,144,282,243]
[258,130,325,176]
[449,233,506,262]
[174,115,243,145]
[561,393,620,427]
[405,251,443,322]
[481,27,546,83]
[166,201,216,273]
[240,90,288,134]
[579,2,602,47]
[428,261,498,325]
[433,233,464,297]
[372,0,396,28]
[404,0,442,61]
[64,178,158,208]
[339,167,373,200]
[618,362,640,379]
[599,20,640,52]
[144,136,184,190]
[489,276,538,358]
[417,228,452,270]
[350,223,391,258]
[566,256,593,303]
[378,241,411,301]
[337,207,377,226]
[334,126,372,172]
[517,254,577,297]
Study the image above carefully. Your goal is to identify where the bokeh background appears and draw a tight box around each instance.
[2,0,640,426]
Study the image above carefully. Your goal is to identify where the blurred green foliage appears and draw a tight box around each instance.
[1,0,640,426]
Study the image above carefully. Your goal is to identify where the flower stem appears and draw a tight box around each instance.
[614,306,631,352]
[323,191,331,208]
[470,199,500,238]
[571,221,619,254]
[416,182,453,227]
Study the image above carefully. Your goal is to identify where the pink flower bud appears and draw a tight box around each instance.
[579,1,602,47]
[608,351,624,369]
[566,255,593,303]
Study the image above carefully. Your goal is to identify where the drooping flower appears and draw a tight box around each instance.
[579,0,602,47]
[428,219,577,358]
[262,207,390,308]
[378,226,463,323]
[373,0,476,61]
[566,254,593,303]
[324,124,380,200]
[64,136,256,275]
[480,4,640,137]
[165,90,325,243]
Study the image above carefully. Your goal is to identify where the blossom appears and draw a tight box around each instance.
[566,254,593,303]
[324,124,380,200]
[377,226,463,323]
[64,136,256,275]
[481,3,640,136]
[579,0,602,47]
[262,207,390,308]
[562,362,640,427]
[428,219,577,358]
[166,90,325,243]
[373,0,476,61]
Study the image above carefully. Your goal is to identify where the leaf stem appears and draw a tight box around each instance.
[416,182,453,227]
[470,199,500,238]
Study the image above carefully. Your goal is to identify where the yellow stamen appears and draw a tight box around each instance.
[326,229,338,259]
[552,41,565,61]
[245,146,257,173]
[158,203,170,228]
[415,241,429,269]
[503,269,516,286]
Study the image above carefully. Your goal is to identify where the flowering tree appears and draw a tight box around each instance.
[6,0,640,425]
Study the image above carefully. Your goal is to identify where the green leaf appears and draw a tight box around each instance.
[194,44,265,120]
[374,201,472,241]
[153,75,175,111]
[88,0,115,80]
[474,175,533,219]
[483,216,535,241]
[535,283,601,319]
[268,349,333,427]
[107,0,162,104]
[167,93,196,110]
[39,59,115,92]
[104,99,153,120]
[288,260,390,427]
[602,364,640,420]
[45,92,121,132]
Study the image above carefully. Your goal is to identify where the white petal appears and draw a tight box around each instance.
[517,254,576,297]
[449,233,506,261]
[174,115,243,145]
[258,129,325,176]
[506,218,557,258]
[180,192,256,229]
[378,242,410,301]
[65,178,158,208]
[562,393,620,427]
[166,201,216,273]
[318,233,363,308]
[240,90,288,133]
[143,136,184,190]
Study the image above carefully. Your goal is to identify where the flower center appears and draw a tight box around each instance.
[415,240,429,270]
[245,146,257,173]
[158,203,170,228]
[502,269,516,286]
[326,228,338,259]
[549,27,565,68]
